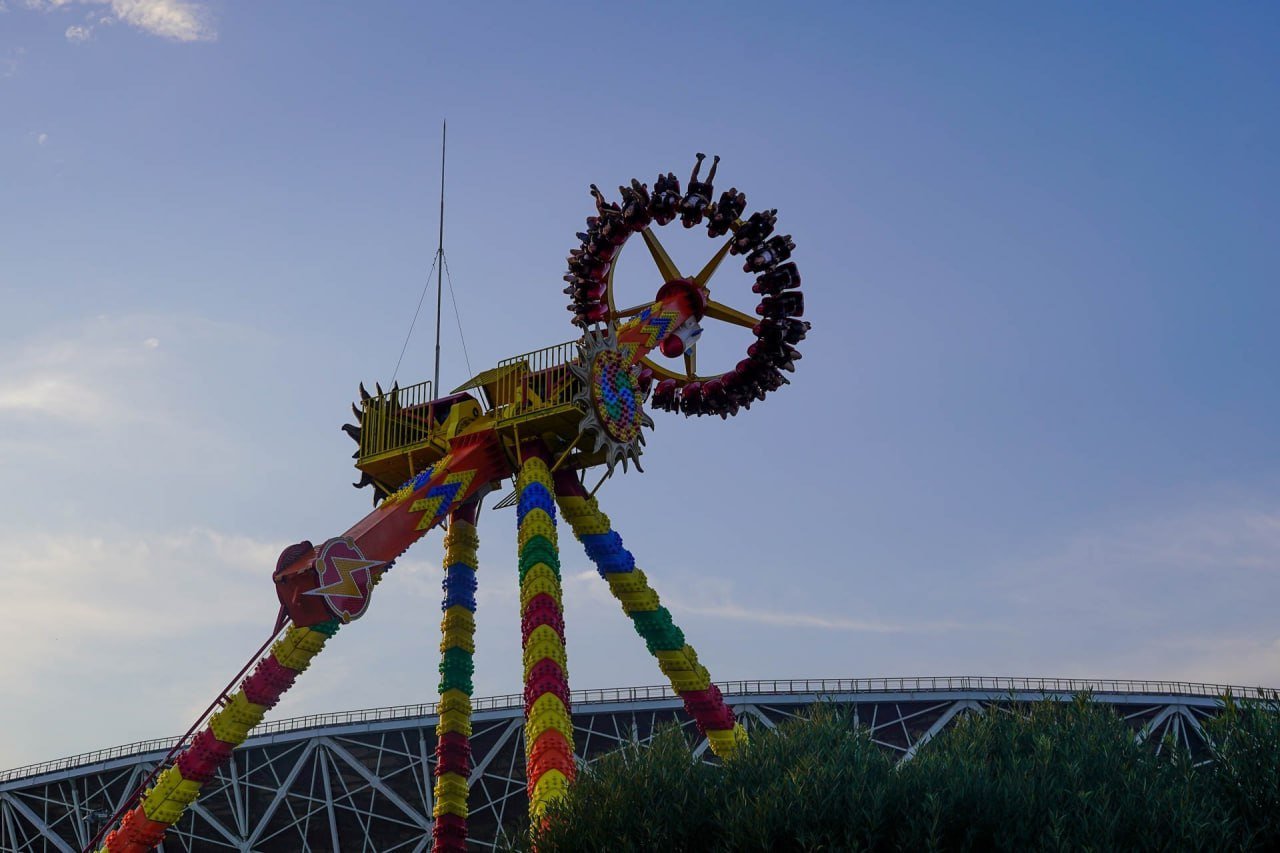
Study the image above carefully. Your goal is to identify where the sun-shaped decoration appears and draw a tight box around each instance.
[569,328,654,474]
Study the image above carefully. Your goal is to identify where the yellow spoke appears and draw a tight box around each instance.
[693,238,734,293]
[704,300,758,329]
[641,227,683,283]
[684,349,697,378]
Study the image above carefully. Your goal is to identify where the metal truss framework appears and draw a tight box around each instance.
[0,677,1261,852]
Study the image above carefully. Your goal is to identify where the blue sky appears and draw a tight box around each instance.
[2,1,1278,768]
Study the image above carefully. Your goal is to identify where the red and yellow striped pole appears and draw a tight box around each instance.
[97,619,340,852]
[517,457,576,818]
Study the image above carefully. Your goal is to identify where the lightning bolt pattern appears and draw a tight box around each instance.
[309,555,380,600]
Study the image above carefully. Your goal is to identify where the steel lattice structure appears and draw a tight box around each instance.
[0,677,1256,852]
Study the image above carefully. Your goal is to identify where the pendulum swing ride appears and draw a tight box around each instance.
[89,152,810,853]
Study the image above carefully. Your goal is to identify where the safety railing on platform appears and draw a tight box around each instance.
[491,341,580,424]
[5,676,1273,783]
[358,379,434,459]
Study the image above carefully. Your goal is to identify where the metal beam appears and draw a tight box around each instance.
[469,718,522,784]
[187,800,248,848]
[318,738,430,829]
[735,704,777,730]
[243,739,320,848]
[0,792,76,853]
[902,700,983,761]
[319,746,343,853]
[1136,705,1178,746]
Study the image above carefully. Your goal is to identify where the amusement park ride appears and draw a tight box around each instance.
[89,154,808,853]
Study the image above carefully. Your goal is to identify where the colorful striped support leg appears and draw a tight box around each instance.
[517,457,576,818]
[553,471,746,760]
[432,504,480,853]
[97,618,342,853]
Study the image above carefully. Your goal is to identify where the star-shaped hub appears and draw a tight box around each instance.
[569,328,654,475]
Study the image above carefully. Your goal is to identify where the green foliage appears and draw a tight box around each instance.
[522,696,1280,852]
[1203,692,1280,850]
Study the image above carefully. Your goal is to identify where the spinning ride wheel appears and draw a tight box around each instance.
[564,154,810,419]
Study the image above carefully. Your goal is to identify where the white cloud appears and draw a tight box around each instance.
[110,0,213,42]
[143,336,160,349]
[0,376,110,420]
[37,131,48,144]
[0,525,288,766]
[27,0,215,42]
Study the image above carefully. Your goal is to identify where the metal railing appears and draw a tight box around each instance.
[491,341,580,424]
[358,379,435,459]
[4,676,1273,783]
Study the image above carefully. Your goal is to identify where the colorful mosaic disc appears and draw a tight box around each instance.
[589,348,643,444]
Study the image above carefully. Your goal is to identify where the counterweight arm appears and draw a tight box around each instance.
[90,436,508,853]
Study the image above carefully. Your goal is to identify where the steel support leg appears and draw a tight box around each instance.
[431,503,480,852]
[553,470,746,759]
[516,457,576,819]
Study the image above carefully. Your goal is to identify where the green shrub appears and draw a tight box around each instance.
[522,695,1280,851]
[1204,692,1280,849]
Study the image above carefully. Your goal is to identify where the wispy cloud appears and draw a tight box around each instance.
[669,599,971,633]
[0,317,165,425]
[24,0,215,43]
[987,503,1280,684]
[1,47,23,78]
[2,527,277,635]
[0,524,289,767]
[559,566,972,634]
[1001,505,1280,606]
[0,376,111,420]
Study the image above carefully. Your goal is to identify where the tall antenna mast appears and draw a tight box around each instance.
[432,120,447,395]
